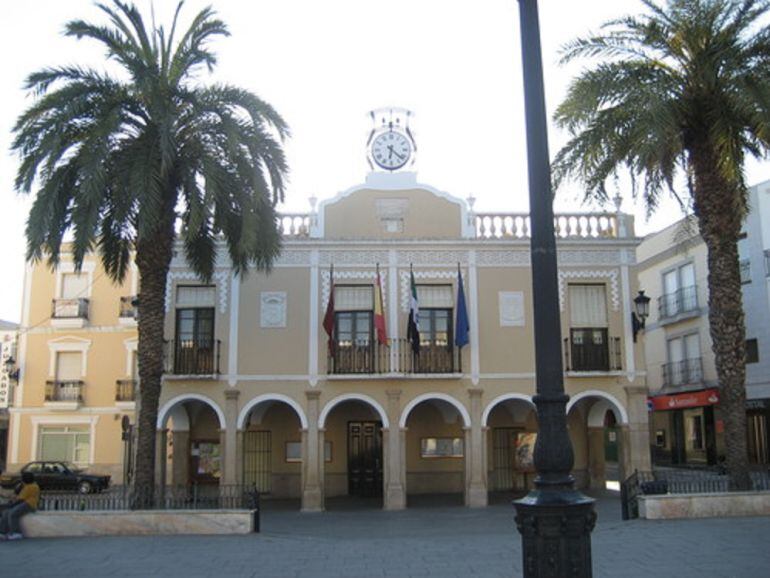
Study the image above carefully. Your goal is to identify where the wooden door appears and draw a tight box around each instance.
[347,421,383,497]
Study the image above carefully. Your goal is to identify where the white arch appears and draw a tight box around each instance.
[566,390,628,425]
[482,393,536,427]
[157,393,226,430]
[399,392,471,428]
[237,394,308,430]
[318,393,390,429]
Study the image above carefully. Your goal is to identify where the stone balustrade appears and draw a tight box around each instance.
[474,212,622,239]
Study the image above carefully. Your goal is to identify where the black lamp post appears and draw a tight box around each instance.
[632,290,651,342]
[513,1,596,576]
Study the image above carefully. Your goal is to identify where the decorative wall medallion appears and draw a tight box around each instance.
[557,269,620,311]
[499,291,525,326]
[260,292,287,328]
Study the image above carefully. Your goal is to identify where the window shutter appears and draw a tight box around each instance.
[176,286,216,307]
[61,273,89,298]
[334,286,373,311]
[56,351,83,380]
[417,285,453,308]
[569,285,607,327]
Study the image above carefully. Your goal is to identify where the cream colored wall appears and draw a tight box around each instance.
[237,268,310,375]
[323,188,462,239]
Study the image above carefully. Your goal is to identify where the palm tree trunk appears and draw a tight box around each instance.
[691,143,752,491]
[133,215,176,506]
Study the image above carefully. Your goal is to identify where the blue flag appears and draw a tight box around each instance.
[455,268,469,348]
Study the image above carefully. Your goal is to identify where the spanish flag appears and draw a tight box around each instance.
[374,264,388,345]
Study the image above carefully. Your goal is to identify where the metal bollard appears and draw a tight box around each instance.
[253,489,261,533]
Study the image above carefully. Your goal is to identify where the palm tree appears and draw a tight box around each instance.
[553,0,770,490]
[12,1,289,497]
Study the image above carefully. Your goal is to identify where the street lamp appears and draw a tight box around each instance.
[632,290,651,342]
[513,1,596,577]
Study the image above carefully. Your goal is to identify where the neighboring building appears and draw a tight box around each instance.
[637,180,770,468]
[5,111,651,508]
[0,319,19,473]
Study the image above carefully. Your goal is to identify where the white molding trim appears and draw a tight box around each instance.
[620,264,636,381]
[398,269,461,312]
[399,392,471,428]
[54,261,96,299]
[30,415,100,465]
[482,393,536,427]
[228,272,240,385]
[558,269,620,312]
[237,394,308,430]
[566,389,629,424]
[15,262,34,409]
[124,338,138,376]
[321,269,387,310]
[468,250,480,385]
[309,250,320,386]
[156,394,226,430]
[164,270,230,314]
[48,337,92,377]
[319,393,390,429]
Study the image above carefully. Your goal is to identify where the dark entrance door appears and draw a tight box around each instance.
[491,427,517,491]
[347,421,383,497]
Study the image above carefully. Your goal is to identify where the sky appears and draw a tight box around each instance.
[1,0,768,323]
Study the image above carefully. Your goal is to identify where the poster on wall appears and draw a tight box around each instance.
[194,442,221,479]
[515,432,537,472]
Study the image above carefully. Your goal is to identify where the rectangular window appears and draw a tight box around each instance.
[56,351,82,381]
[176,285,216,308]
[61,273,89,299]
[39,426,90,465]
[665,334,702,385]
[334,286,373,311]
[416,285,453,308]
[660,263,697,317]
[764,249,770,277]
[747,339,759,364]
[420,437,464,458]
[568,284,607,327]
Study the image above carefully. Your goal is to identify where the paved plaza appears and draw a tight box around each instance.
[3,491,770,578]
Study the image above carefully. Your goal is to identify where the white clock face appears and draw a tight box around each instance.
[371,131,412,170]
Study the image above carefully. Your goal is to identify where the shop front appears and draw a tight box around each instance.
[747,398,770,465]
[649,388,723,467]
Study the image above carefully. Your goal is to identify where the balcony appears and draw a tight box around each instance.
[564,329,622,372]
[45,380,84,410]
[115,379,137,406]
[662,358,704,388]
[658,286,699,321]
[119,296,138,325]
[327,338,461,376]
[165,338,221,377]
[51,298,89,328]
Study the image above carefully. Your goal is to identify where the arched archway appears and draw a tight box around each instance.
[238,394,307,505]
[566,390,629,490]
[482,393,538,498]
[156,394,226,487]
[400,393,470,507]
[319,393,389,509]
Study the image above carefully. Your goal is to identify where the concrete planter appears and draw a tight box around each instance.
[639,492,770,519]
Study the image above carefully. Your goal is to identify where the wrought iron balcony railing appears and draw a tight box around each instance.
[564,329,622,372]
[45,380,84,402]
[662,357,704,387]
[165,338,221,375]
[658,285,699,319]
[327,337,461,375]
[115,379,138,402]
[51,298,89,319]
[119,296,137,319]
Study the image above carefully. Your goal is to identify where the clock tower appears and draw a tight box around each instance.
[366,107,417,172]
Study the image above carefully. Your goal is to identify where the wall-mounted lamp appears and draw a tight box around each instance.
[632,290,651,342]
[3,355,19,382]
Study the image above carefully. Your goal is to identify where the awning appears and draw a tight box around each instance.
[648,388,719,411]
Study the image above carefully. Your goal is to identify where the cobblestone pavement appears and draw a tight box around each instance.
[3,491,770,578]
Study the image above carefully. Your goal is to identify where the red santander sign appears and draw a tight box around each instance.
[649,388,720,411]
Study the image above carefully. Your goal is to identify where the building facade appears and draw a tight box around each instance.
[637,180,770,468]
[5,170,651,509]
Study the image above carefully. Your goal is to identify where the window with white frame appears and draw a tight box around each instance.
[665,333,702,386]
[568,284,611,371]
[56,351,83,381]
[661,262,697,318]
[60,273,89,299]
[39,426,90,465]
[738,234,751,284]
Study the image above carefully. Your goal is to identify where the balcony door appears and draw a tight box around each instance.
[568,284,609,371]
[333,286,374,374]
[666,333,701,386]
[415,285,455,373]
[174,285,216,374]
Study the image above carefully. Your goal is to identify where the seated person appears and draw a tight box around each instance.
[0,471,40,540]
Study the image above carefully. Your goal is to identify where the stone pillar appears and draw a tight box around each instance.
[384,389,405,510]
[155,429,168,487]
[235,430,245,487]
[223,389,240,485]
[171,429,190,486]
[302,390,324,511]
[400,427,408,501]
[466,388,487,507]
[587,427,606,490]
[624,385,653,480]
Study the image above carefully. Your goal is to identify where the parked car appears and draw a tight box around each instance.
[0,461,111,494]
